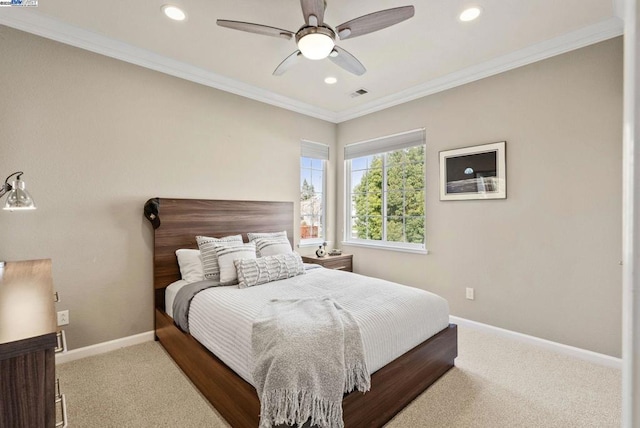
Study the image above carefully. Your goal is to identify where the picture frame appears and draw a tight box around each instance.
[439,141,506,200]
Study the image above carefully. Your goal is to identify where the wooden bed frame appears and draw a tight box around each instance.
[150,198,457,427]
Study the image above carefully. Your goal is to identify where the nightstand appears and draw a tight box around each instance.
[301,254,353,272]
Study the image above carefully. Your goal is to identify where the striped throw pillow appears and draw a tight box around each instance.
[247,230,287,241]
[212,242,257,286]
[253,236,292,257]
[235,252,305,289]
[196,234,243,281]
[247,231,288,257]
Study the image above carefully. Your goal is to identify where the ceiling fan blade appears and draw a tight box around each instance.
[328,46,366,76]
[217,20,294,40]
[273,51,303,76]
[336,6,415,40]
[300,0,325,26]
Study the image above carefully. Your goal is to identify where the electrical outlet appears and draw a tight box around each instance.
[465,287,475,300]
[57,310,69,326]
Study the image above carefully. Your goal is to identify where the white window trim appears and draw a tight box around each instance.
[300,140,328,245]
[298,237,327,248]
[343,129,427,253]
[342,239,428,254]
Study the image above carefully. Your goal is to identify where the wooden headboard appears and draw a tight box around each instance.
[151,198,294,308]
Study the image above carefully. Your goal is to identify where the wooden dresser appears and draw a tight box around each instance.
[0,259,67,428]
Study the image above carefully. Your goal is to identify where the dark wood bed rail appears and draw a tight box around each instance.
[157,307,457,427]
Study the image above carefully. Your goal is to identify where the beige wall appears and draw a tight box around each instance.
[337,38,623,357]
[0,25,623,357]
[0,26,336,349]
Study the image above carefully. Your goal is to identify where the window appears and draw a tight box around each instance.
[344,129,426,252]
[300,140,328,244]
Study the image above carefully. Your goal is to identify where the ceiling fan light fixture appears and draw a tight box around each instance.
[162,5,187,21]
[217,3,415,76]
[296,27,335,60]
[459,6,482,22]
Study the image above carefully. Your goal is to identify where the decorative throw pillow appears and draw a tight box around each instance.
[247,231,288,257]
[253,236,293,257]
[247,230,287,241]
[212,242,257,286]
[196,234,243,280]
[235,252,305,289]
[175,249,204,283]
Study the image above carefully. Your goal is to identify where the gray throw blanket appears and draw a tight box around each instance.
[172,280,218,332]
[252,298,370,428]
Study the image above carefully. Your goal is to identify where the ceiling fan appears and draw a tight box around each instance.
[217,0,415,76]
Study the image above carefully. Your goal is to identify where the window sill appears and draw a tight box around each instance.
[298,239,328,248]
[341,240,429,255]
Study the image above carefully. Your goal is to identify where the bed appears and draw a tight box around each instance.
[148,198,457,427]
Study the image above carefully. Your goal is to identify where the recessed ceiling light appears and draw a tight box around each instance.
[162,5,187,21]
[324,76,337,85]
[459,6,482,22]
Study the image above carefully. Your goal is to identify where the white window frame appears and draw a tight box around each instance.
[343,129,427,254]
[300,140,328,247]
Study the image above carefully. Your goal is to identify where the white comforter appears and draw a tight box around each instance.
[183,267,450,386]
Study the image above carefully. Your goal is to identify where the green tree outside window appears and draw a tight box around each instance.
[351,145,425,245]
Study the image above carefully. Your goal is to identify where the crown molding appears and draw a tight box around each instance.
[337,17,624,122]
[0,10,623,124]
[0,10,341,123]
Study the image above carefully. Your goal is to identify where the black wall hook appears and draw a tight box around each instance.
[144,198,160,229]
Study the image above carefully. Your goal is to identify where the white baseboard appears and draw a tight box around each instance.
[450,315,622,369]
[55,319,622,370]
[55,331,155,365]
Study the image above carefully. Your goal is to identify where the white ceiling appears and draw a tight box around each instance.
[0,1,624,122]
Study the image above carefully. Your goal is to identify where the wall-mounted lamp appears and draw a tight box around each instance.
[0,172,36,211]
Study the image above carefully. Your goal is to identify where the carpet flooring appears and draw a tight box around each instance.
[56,326,621,427]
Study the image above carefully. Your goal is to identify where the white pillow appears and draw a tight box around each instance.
[196,234,243,280]
[212,242,257,286]
[247,231,288,257]
[175,249,204,283]
[235,252,305,289]
[253,236,293,257]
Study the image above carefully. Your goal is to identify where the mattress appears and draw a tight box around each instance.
[167,267,450,386]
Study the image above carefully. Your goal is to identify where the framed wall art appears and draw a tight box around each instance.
[439,141,506,200]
